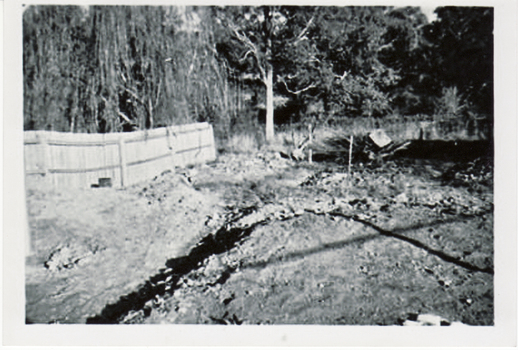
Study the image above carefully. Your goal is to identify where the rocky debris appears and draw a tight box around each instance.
[310,132,411,165]
[301,171,350,188]
[291,147,306,161]
[212,151,292,176]
[135,170,198,205]
[234,203,307,227]
[394,192,409,205]
[400,313,467,326]
[44,243,103,271]
[442,156,493,190]
[299,166,492,219]
[149,192,492,326]
[209,311,243,325]
[86,205,264,324]
[28,141,493,325]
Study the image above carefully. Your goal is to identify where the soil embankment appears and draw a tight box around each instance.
[26,148,493,325]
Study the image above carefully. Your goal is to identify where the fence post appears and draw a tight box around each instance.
[38,132,52,186]
[167,127,176,169]
[348,135,354,176]
[39,132,48,176]
[118,138,127,187]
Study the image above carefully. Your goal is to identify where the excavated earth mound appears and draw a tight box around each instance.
[26,148,493,325]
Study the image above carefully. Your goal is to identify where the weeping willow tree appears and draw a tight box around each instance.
[23,6,85,131]
[23,5,242,134]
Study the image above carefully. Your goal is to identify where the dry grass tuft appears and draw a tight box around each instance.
[225,133,261,154]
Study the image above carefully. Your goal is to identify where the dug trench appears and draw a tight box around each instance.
[27,141,493,325]
[86,198,492,324]
[86,206,265,324]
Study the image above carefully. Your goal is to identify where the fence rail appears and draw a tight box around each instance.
[24,122,216,189]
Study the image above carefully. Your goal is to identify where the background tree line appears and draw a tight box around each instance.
[23,5,493,141]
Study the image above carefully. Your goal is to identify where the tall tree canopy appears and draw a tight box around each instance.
[213,6,322,141]
[422,7,493,116]
[307,6,429,119]
[214,6,432,129]
[23,5,493,138]
[23,5,237,134]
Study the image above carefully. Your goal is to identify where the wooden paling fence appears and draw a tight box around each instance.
[24,122,216,189]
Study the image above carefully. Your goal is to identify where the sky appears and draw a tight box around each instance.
[420,6,438,22]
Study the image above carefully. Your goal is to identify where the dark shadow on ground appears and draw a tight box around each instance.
[312,139,493,164]
[358,216,493,274]
[86,207,491,324]
[241,233,381,270]
[393,140,492,162]
[240,211,493,275]
[315,210,494,275]
[86,206,263,324]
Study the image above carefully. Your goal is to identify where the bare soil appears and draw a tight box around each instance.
[25,145,493,325]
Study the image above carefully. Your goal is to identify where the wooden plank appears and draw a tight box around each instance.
[48,164,121,173]
[118,138,127,187]
[24,123,216,189]
[39,132,49,177]
[175,143,214,155]
[26,170,46,175]
[127,151,172,167]
[46,140,119,146]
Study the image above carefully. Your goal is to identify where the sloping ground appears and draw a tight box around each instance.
[143,213,492,325]
[25,172,223,323]
[25,149,493,325]
[137,155,493,325]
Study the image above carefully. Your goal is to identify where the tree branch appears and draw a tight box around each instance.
[377,42,394,52]
[119,84,155,127]
[155,78,162,108]
[238,49,255,63]
[118,111,132,124]
[333,70,348,80]
[229,23,256,52]
[278,75,316,95]
[228,22,266,81]
[187,50,197,77]
[119,85,146,107]
[292,16,315,46]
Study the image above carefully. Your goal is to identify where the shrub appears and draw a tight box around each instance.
[223,133,261,154]
[434,86,470,120]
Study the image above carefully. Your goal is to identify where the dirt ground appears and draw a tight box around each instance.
[25,144,494,325]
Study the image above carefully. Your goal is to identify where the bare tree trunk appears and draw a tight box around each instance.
[264,7,275,143]
[265,63,274,143]
[148,98,154,129]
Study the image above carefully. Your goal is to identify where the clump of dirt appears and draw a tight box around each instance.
[44,242,105,271]
[26,147,493,325]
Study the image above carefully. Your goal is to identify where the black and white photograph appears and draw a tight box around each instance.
[3,0,517,347]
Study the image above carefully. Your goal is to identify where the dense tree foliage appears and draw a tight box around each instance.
[23,5,493,138]
[23,6,239,135]
[305,6,428,119]
[423,7,493,117]
[212,6,324,140]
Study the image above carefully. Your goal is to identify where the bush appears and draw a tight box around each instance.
[434,86,470,120]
